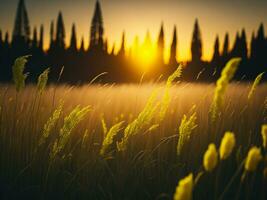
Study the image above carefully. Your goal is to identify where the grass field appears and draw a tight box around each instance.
[0,57,267,200]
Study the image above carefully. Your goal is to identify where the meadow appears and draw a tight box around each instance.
[0,57,267,200]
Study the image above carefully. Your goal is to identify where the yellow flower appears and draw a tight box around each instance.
[261,125,267,149]
[174,173,193,200]
[219,132,236,160]
[245,147,263,172]
[203,143,218,172]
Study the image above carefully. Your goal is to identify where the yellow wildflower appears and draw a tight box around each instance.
[203,143,218,172]
[219,132,236,160]
[245,147,263,172]
[261,125,267,149]
[174,173,193,200]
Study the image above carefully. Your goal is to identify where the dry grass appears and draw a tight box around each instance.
[0,83,266,199]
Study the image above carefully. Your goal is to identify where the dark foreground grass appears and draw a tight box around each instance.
[0,82,266,200]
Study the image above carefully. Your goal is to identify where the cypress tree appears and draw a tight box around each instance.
[55,12,66,49]
[257,23,265,40]
[118,32,125,56]
[212,35,220,62]
[49,21,54,51]
[3,32,9,51]
[157,23,164,64]
[191,19,202,62]
[32,26,38,48]
[222,33,229,57]
[231,32,241,57]
[240,28,248,59]
[39,25,44,51]
[169,26,177,65]
[104,39,108,53]
[12,0,31,43]
[90,0,104,50]
[250,32,256,59]
[111,43,115,55]
[80,37,85,52]
[4,32,9,46]
[69,24,77,52]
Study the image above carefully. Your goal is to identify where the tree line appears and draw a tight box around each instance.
[0,0,266,83]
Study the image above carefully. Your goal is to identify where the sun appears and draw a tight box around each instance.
[137,45,156,68]
[130,35,157,72]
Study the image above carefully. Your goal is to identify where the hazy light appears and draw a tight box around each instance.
[130,32,157,71]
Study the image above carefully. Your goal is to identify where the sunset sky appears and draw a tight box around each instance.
[0,0,266,62]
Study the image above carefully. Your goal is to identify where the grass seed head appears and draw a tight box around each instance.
[37,68,50,93]
[174,173,193,200]
[210,58,241,121]
[219,132,236,160]
[50,105,91,159]
[245,147,263,172]
[38,101,63,146]
[248,72,265,100]
[261,125,267,149]
[12,55,31,92]
[203,143,218,172]
[100,121,124,157]
[177,105,197,156]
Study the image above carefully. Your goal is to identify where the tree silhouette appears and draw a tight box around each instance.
[89,0,104,51]
[55,12,66,50]
[80,37,85,53]
[191,19,202,63]
[0,0,267,84]
[118,31,126,56]
[212,35,220,62]
[49,21,55,51]
[111,43,115,55]
[222,33,229,57]
[250,32,256,60]
[12,0,30,44]
[104,39,108,52]
[4,32,9,47]
[250,23,267,75]
[39,25,44,51]
[32,26,38,49]
[254,23,266,61]
[169,26,177,66]
[240,29,248,59]
[157,23,165,65]
[257,23,265,40]
[69,24,78,52]
[231,32,241,57]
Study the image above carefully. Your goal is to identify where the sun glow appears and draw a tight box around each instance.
[130,32,157,71]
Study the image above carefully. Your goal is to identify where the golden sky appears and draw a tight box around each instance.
[0,0,266,62]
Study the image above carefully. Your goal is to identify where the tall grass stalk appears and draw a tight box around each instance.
[50,105,91,159]
[117,90,159,152]
[37,68,50,94]
[209,58,241,121]
[177,105,197,156]
[100,121,124,157]
[248,72,265,100]
[12,55,30,92]
[38,101,64,147]
[159,65,182,121]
